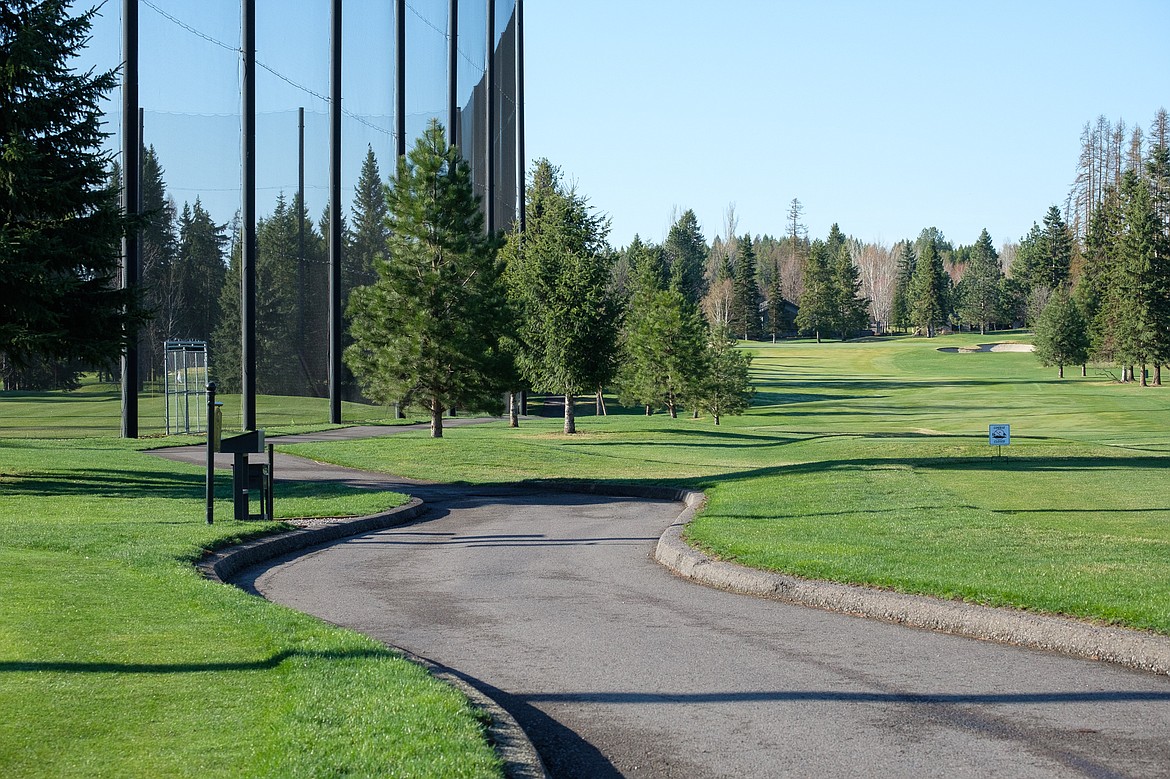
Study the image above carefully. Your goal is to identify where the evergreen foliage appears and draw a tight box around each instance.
[616,238,707,417]
[732,234,762,340]
[0,0,147,368]
[908,233,947,336]
[890,242,916,332]
[173,198,227,344]
[956,228,1003,334]
[830,241,870,339]
[663,209,708,307]
[1032,286,1089,378]
[795,240,833,342]
[694,324,754,425]
[503,158,620,434]
[345,120,507,437]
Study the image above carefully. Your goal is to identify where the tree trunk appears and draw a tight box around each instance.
[644,404,651,416]
[563,393,575,434]
[1141,364,1148,387]
[508,391,518,428]
[1058,364,1064,379]
[815,330,821,344]
[714,412,721,426]
[430,398,444,438]
[667,396,677,419]
[692,409,699,419]
[1156,365,1163,386]
[1081,364,1087,377]
[596,388,606,416]
[394,402,405,419]
[449,405,457,417]
[980,322,986,335]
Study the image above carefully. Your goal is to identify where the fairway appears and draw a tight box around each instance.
[285,332,1170,635]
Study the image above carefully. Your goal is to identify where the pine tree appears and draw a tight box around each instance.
[1033,286,1089,378]
[663,209,708,307]
[503,158,619,434]
[346,120,506,437]
[908,234,947,336]
[732,234,762,340]
[174,198,227,342]
[795,240,834,342]
[831,241,869,339]
[0,1,147,367]
[346,146,387,300]
[1113,169,1165,383]
[890,241,916,333]
[956,229,1003,334]
[695,324,754,425]
[139,145,179,381]
[617,240,706,418]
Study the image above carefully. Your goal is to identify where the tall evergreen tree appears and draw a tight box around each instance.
[174,198,227,342]
[139,145,179,381]
[908,233,947,336]
[346,146,387,300]
[795,240,834,342]
[1112,169,1166,383]
[1032,286,1089,379]
[617,240,706,418]
[663,209,708,307]
[346,120,506,437]
[732,234,762,340]
[956,229,1003,334]
[695,324,754,425]
[0,1,147,367]
[890,241,915,333]
[503,158,620,434]
[831,242,869,339]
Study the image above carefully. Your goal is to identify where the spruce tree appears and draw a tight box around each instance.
[908,235,947,336]
[732,234,762,340]
[663,209,708,307]
[174,198,227,342]
[795,240,833,342]
[890,242,916,333]
[956,229,1003,334]
[139,145,179,381]
[695,324,754,425]
[1032,287,1089,378]
[504,159,620,434]
[0,1,147,366]
[831,242,869,339]
[346,120,506,436]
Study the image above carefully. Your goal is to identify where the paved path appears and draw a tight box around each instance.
[158,430,1170,777]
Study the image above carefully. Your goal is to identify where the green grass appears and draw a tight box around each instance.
[0,438,502,778]
[0,375,418,438]
[285,332,1170,634]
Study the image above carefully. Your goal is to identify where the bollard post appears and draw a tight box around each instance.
[206,382,217,524]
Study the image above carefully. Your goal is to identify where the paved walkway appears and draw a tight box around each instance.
[153,424,1170,779]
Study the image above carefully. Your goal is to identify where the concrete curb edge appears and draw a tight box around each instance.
[195,501,550,779]
[637,486,1170,677]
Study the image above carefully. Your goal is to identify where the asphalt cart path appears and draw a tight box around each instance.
[157,429,1170,778]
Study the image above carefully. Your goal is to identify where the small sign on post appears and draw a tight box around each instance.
[989,424,1010,459]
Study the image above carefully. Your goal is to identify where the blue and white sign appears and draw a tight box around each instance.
[989,424,1011,446]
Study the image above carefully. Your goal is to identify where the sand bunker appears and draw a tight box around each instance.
[937,342,1035,354]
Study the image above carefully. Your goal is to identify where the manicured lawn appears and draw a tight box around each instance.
[285,332,1170,634]
[0,376,416,438]
[0,438,502,778]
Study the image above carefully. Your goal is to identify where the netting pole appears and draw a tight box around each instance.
[448,0,458,148]
[120,0,139,439]
[485,0,495,233]
[242,0,258,431]
[517,0,525,232]
[328,0,343,424]
[298,107,305,350]
[393,0,407,421]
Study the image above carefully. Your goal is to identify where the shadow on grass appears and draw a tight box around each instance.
[0,647,397,674]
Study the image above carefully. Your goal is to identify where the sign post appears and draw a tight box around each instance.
[989,424,1010,460]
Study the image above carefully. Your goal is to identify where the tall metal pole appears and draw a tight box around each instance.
[485,0,495,233]
[448,0,458,148]
[120,0,139,439]
[328,0,343,424]
[395,0,406,160]
[516,0,525,232]
[242,0,257,431]
[298,107,306,349]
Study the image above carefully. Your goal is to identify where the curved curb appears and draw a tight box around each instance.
[644,487,1170,677]
[195,501,549,779]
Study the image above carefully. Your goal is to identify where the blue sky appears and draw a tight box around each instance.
[524,0,1170,250]
[80,1,1168,252]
